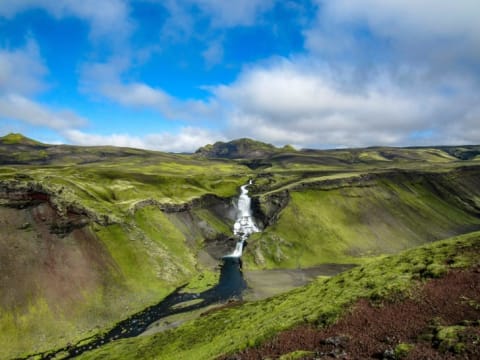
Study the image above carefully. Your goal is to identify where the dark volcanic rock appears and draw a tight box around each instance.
[251,190,290,229]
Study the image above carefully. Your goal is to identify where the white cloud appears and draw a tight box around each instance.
[0,94,87,130]
[306,0,480,70]
[0,0,131,41]
[0,40,46,95]
[0,42,89,131]
[321,0,480,43]
[2,0,479,151]
[202,0,479,148]
[81,58,220,121]
[64,127,222,152]
[145,126,224,152]
[63,129,146,149]
[102,82,172,109]
[213,59,480,148]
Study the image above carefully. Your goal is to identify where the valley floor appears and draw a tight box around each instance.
[243,264,356,301]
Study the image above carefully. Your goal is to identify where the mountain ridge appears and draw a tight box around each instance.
[2,132,480,162]
[195,138,294,159]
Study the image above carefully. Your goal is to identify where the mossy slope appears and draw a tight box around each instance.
[246,168,480,268]
[78,231,480,360]
[0,156,247,358]
[1,135,480,359]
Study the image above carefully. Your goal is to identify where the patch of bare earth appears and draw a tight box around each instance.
[225,266,480,359]
[0,200,118,311]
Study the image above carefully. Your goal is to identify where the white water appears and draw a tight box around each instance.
[226,180,259,257]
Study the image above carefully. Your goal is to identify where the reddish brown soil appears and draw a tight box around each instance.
[0,201,118,310]
[225,267,480,359]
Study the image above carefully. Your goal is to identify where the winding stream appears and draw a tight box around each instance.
[30,182,258,360]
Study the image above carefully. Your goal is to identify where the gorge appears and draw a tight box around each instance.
[20,181,259,359]
[1,135,480,359]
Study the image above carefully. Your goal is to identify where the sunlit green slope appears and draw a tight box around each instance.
[0,138,249,359]
[247,167,480,268]
[78,231,480,360]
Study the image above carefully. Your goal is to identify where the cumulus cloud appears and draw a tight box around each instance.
[103,82,219,120]
[213,59,480,148]
[2,0,479,151]
[64,127,222,152]
[192,0,476,148]
[320,0,480,45]
[306,0,480,72]
[0,94,87,130]
[144,126,224,152]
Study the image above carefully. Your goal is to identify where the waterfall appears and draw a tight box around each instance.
[226,180,259,257]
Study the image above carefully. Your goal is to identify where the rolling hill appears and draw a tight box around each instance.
[0,134,479,359]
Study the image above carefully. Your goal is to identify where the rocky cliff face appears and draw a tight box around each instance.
[251,190,290,229]
[0,182,117,313]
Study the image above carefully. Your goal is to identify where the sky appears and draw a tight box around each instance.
[0,0,479,152]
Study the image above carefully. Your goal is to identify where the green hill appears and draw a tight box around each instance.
[0,133,44,146]
[246,167,480,268]
[195,138,285,159]
[1,134,480,359]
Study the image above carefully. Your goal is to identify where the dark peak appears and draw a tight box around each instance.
[195,138,281,159]
[0,133,43,146]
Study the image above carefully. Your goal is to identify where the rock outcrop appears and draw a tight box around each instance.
[251,190,290,229]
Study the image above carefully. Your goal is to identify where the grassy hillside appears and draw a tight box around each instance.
[195,138,284,159]
[1,135,480,359]
[0,145,249,359]
[78,231,480,360]
[246,168,480,268]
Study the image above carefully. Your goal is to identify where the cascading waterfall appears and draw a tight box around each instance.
[226,180,259,257]
[42,182,257,359]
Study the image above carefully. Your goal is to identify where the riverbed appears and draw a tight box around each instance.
[243,264,357,300]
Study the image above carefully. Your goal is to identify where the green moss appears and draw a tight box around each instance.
[394,343,414,358]
[423,263,447,278]
[98,210,195,294]
[78,231,480,360]
[436,325,467,353]
[194,208,232,235]
[182,270,220,293]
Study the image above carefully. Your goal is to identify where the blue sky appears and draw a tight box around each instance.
[0,0,479,152]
